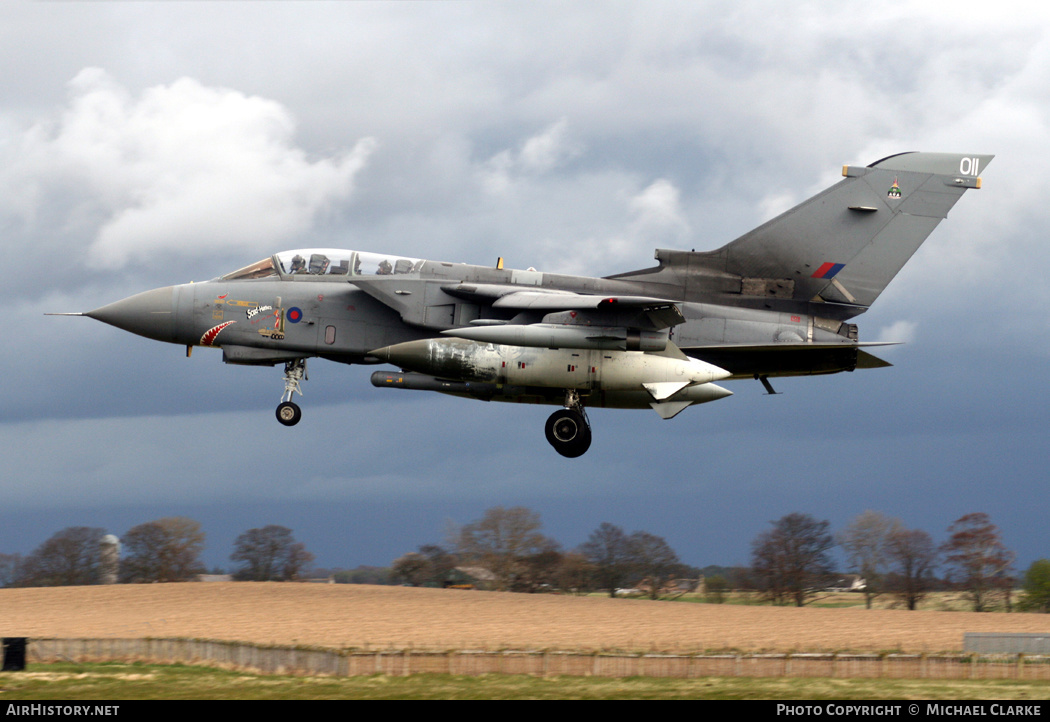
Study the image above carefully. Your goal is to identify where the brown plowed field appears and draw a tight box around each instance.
[1,583,1045,653]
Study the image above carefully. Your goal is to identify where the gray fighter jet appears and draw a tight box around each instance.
[58,151,991,457]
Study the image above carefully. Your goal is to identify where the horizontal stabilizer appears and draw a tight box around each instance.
[684,342,895,379]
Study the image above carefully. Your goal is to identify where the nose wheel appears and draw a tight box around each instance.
[545,390,591,458]
[275,359,307,427]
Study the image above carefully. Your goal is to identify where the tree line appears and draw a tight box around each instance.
[392,506,1048,612]
[391,507,690,599]
[2,508,1047,613]
[751,510,1048,612]
[0,518,314,587]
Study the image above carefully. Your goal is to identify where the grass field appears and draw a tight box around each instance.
[2,662,1049,700]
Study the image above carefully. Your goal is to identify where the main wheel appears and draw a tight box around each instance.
[276,401,302,426]
[544,409,591,458]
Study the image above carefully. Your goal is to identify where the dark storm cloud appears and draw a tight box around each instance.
[1,2,1047,570]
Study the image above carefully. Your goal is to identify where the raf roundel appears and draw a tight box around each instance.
[287,307,304,324]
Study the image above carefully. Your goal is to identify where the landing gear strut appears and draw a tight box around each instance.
[545,390,591,458]
[276,358,307,427]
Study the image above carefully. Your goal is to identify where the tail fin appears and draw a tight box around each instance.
[618,152,992,318]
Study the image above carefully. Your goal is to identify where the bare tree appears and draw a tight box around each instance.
[418,544,457,584]
[751,528,790,605]
[230,525,314,581]
[628,531,684,600]
[839,510,900,608]
[941,513,1015,612]
[121,517,206,583]
[885,526,938,610]
[579,525,685,599]
[16,527,106,587]
[579,523,634,597]
[751,512,834,607]
[453,506,559,591]
[391,545,457,587]
[391,552,430,587]
[552,552,596,595]
[516,548,565,593]
[282,541,314,581]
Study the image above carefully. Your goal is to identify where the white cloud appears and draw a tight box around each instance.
[628,178,688,234]
[518,118,577,173]
[532,176,692,277]
[479,118,580,195]
[2,68,377,269]
[757,191,799,223]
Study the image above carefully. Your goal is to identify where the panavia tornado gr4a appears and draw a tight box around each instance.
[60,152,991,457]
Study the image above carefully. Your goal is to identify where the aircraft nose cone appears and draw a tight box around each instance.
[86,286,177,343]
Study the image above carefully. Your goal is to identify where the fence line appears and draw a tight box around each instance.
[23,639,1050,681]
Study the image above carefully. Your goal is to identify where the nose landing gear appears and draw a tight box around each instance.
[545,390,591,458]
[275,359,307,427]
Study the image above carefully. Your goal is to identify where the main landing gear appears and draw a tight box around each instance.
[275,358,307,427]
[545,390,591,458]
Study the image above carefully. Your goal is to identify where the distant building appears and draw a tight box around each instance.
[197,574,234,583]
[444,566,496,590]
[826,575,867,592]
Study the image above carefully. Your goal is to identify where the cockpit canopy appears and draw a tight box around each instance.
[221,249,424,281]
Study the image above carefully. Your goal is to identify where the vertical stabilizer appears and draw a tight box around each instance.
[714,152,992,309]
[625,152,992,315]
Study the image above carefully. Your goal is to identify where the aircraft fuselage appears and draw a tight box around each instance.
[88,254,859,376]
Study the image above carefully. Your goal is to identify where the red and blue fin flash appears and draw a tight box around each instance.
[812,262,845,279]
